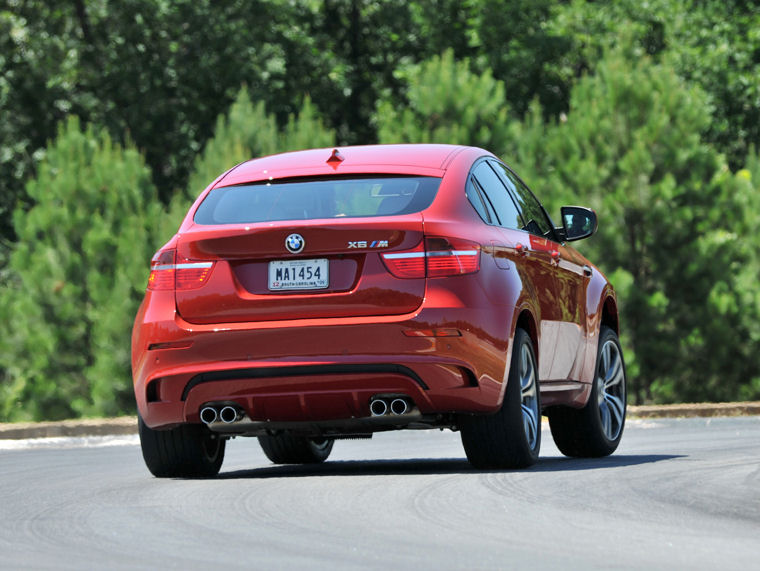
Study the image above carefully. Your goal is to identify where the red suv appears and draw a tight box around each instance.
[132,144,626,477]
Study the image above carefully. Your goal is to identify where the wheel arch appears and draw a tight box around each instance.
[601,294,619,336]
[514,307,539,368]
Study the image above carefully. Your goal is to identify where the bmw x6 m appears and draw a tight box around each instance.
[132,144,627,477]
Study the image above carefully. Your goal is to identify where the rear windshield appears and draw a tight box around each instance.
[193,176,440,225]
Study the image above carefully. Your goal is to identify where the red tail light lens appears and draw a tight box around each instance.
[425,237,480,277]
[380,242,426,278]
[147,250,176,290]
[381,237,480,279]
[175,260,214,290]
[147,249,215,291]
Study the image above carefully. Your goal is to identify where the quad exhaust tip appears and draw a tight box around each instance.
[390,398,409,416]
[219,405,243,424]
[200,406,218,425]
[203,397,412,423]
[369,399,388,417]
[200,404,244,425]
[370,396,413,417]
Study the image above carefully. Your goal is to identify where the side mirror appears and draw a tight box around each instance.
[559,206,597,242]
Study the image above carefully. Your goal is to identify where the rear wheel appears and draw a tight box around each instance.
[138,415,225,478]
[460,328,541,469]
[258,434,334,464]
[548,326,626,457]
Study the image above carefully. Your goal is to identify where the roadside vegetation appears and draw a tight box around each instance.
[1,0,759,420]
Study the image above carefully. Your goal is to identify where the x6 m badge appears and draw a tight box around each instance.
[348,240,389,249]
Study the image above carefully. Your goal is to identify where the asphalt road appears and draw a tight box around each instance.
[1,417,758,570]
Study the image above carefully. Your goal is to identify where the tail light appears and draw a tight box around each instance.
[380,241,426,278]
[147,249,215,291]
[425,236,480,277]
[381,237,480,279]
[147,250,176,290]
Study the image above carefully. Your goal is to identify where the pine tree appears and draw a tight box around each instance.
[280,96,336,153]
[185,86,280,200]
[375,49,512,153]
[707,152,760,402]
[0,117,163,420]
[187,88,336,197]
[513,50,760,403]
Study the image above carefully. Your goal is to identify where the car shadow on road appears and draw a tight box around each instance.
[215,454,683,480]
[531,454,684,472]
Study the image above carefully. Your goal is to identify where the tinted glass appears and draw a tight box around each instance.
[471,162,523,229]
[490,161,553,238]
[194,176,440,225]
[466,176,492,223]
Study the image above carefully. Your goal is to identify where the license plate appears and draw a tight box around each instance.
[268,259,329,291]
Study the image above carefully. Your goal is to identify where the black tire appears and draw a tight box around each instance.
[258,434,334,464]
[138,415,225,478]
[548,326,627,457]
[460,328,541,469]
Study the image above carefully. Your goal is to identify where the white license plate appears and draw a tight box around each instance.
[268,258,329,291]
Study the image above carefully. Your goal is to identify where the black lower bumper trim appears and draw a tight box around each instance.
[181,363,429,401]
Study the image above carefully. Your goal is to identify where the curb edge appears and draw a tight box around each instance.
[1,402,759,440]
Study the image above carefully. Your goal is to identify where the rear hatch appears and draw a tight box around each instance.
[174,176,439,324]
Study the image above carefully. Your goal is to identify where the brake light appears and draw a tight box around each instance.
[425,237,480,277]
[381,237,480,279]
[147,249,215,291]
[380,242,426,278]
[147,250,176,290]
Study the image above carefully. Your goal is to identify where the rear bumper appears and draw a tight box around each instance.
[132,296,512,430]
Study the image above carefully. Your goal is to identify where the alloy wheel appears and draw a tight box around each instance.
[596,339,626,441]
[520,343,540,451]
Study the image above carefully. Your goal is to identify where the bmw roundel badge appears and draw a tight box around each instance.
[285,233,305,254]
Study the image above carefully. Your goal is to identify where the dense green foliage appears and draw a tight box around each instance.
[1,0,759,420]
[510,52,760,404]
[376,50,511,150]
[0,118,162,420]
[166,89,336,242]
[544,0,760,169]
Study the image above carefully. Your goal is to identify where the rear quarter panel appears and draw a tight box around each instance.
[579,259,617,385]
[422,147,533,404]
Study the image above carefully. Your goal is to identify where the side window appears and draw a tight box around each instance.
[471,176,500,224]
[471,162,523,230]
[465,175,492,224]
[490,161,554,238]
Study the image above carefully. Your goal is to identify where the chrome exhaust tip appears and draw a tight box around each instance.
[390,398,409,415]
[369,399,388,417]
[200,406,218,425]
[219,405,242,424]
